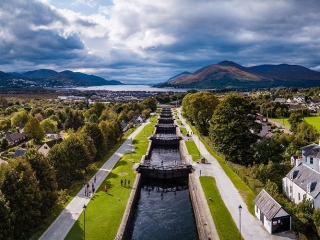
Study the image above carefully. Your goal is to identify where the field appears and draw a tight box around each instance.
[270,115,320,131]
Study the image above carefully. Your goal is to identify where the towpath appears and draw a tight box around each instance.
[39,121,148,240]
[177,108,295,240]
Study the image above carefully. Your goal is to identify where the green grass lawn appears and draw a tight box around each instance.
[304,116,320,131]
[200,176,241,240]
[188,124,256,215]
[30,127,139,240]
[185,140,201,161]
[269,118,290,128]
[65,117,156,240]
[180,127,187,136]
[270,115,320,132]
[177,120,182,125]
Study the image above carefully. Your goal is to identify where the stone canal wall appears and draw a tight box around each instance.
[189,173,219,240]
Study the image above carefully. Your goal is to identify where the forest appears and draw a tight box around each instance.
[0,95,157,239]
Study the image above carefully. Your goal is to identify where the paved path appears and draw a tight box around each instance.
[39,121,149,240]
[177,108,294,240]
[267,119,292,134]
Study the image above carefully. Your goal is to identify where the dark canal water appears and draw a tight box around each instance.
[130,178,198,240]
[150,147,182,166]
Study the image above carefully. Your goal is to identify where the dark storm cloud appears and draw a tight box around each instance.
[0,0,85,68]
[1,0,320,83]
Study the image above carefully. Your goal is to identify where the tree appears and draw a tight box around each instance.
[99,120,122,152]
[209,94,261,165]
[44,108,55,118]
[0,138,8,151]
[0,118,11,131]
[64,110,84,131]
[88,102,106,118]
[288,111,303,133]
[80,123,105,161]
[30,107,45,118]
[0,191,13,240]
[24,148,58,217]
[182,92,219,135]
[11,110,29,127]
[40,118,58,133]
[142,108,152,119]
[47,135,90,189]
[264,179,279,196]
[141,97,157,112]
[312,208,320,237]
[0,158,42,239]
[24,117,45,141]
[76,133,97,163]
[254,137,285,164]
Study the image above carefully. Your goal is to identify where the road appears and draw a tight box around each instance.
[177,108,295,240]
[39,121,148,240]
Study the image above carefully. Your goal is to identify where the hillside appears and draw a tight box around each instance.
[158,61,320,89]
[0,69,123,88]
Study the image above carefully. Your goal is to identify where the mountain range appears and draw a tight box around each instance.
[157,61,320,89]
[0,69,122,88]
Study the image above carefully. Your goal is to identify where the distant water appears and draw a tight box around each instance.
[70,85,191,92]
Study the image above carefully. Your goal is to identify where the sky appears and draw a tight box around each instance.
[1,0,320,84]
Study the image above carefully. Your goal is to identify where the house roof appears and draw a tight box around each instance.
[285,163,320,198]
[129,118,139,125]
[14,149,27,157]
[5,131,25,142]
[120,121,128,128]
[254,189,283,220]
[19,123,26,129]
[45,138,63,148]
[301,144,320,158]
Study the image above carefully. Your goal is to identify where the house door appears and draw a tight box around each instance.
[272,216,291,234]
[260,211,264,224]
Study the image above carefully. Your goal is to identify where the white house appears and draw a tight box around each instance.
[291,143,320,172]
[282,163,320,208]
[38,138,63,156]
[254,189,291,234]
[293,96,305,103]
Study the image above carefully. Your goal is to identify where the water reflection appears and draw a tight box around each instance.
[130,179,198,240]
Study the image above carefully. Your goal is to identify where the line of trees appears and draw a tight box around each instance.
[182,91,320,238]
[0,96,157,239]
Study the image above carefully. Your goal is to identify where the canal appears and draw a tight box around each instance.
[130,178,198,240]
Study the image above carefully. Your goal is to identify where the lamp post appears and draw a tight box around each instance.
[198,137,200,157]
[83,204,87,240]
[238,205,242,240]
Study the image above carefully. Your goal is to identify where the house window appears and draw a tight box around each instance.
[290,186,292,193]
[44,146,48,149]
[310,158,314,164]
[298,193,301,201]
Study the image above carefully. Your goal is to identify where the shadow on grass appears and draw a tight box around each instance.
[112,160,128,170]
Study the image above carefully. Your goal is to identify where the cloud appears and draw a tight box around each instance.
[1,0,320,83]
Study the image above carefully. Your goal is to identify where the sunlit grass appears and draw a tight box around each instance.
[185,140,201,161]
[179,127,187,136]
[200,176,241,240]
[189,124,256,215]
[65,116,157,240]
